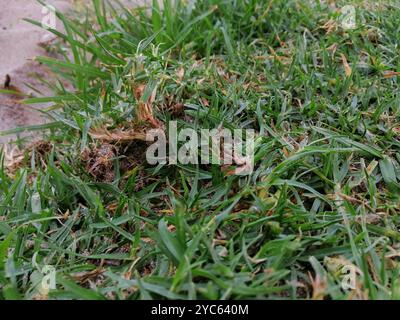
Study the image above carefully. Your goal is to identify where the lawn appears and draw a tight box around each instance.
[0,0,399,300]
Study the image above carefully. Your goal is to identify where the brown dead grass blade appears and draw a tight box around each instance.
[382,71,400,78]
[134,83,163,128]
[340,53,352,77]
[3,141,52,176]
[89,127,147,142]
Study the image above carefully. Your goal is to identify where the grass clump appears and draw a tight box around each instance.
[0,0,400,300]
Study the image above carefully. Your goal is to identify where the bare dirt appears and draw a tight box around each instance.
[0,0,72,144]
[0,0,148,144]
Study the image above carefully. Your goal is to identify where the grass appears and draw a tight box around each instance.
[0,0,400,299]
